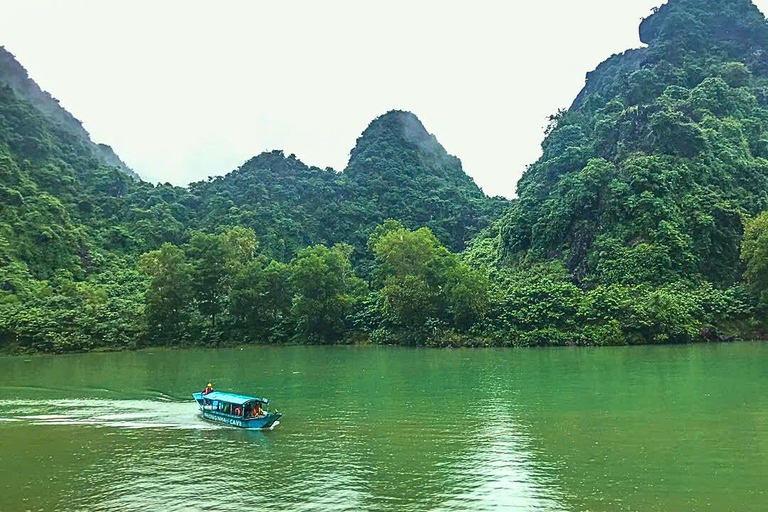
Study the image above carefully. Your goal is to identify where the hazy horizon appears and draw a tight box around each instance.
[1,0,767,198]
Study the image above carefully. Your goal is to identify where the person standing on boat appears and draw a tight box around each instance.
[203,383,214,395]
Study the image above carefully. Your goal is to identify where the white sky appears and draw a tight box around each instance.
[1,1,766,198]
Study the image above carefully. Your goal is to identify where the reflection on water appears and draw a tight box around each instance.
[1,344,768,511]
[436,401,567,511]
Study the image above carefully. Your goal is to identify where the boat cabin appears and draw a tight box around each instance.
[198,391,269,418]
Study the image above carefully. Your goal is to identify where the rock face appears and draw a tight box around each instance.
[571,49,646,110]
[699,327,735,343]
[0,46,137,178]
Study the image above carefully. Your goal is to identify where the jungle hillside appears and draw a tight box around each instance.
[1,0,768,353]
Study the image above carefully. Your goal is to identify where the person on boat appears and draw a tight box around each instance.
[255,403,263,417]
[202,383,214,395]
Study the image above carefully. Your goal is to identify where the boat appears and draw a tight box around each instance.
[192,390,282,430]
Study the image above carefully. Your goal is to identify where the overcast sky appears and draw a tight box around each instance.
[1,1,766,198]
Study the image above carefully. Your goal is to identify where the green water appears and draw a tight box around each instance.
[1,344,767,511]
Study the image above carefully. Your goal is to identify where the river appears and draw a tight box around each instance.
[1,343,767,511]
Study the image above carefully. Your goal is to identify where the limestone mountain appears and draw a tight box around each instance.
[190,111,507,259]
[0,44,504,282]
[0,62,508,351]
[4,0,767,352]
[189,150,345,261]
[0,46,136,178]
[342,111,506,252]
[492,0,768,287]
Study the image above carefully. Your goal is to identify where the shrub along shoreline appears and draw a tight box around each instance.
[3,220,765,355]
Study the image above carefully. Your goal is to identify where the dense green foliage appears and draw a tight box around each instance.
[367,221,490,345]
[189,111,507,264]
[0,51,503,351]
[2,0,768,352]
[469,0,768,343]
[742,211,768,309]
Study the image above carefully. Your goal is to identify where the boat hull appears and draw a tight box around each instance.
[200,409,282,430]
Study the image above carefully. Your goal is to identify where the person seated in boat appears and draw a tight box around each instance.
[255,403,264,417]
[202,383,214,395]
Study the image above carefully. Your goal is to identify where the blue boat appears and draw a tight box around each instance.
[193,390,282,430]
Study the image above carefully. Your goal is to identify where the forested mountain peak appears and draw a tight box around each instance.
[639,0,768,70]
[240,149,326,173]
[188,150,342,260]
[573,0,768,110]
[494,0,768,289]
[348,110,450,166]
[341,110,505,251]
[0,46,136,178]
[345,110,474,184]
[188,112,506,257]
[210,149,335,184]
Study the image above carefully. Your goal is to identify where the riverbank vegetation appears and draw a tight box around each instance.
[1,0,768,353]
[1,214,765,352]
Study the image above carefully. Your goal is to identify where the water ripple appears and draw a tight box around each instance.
[2,344,768,511]
[0,399,221,430]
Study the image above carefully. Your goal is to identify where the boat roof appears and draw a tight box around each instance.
[202,391,268,405]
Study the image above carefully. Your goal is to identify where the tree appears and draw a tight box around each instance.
[138,243,193,342]
[220,226,258,272]
[742,212,768,309]
[289,244,366,342]
[373,227,453,331]
[187,232,229,327]
[371,225,489,339]
[229,259,291,340]
[446,261,490,331]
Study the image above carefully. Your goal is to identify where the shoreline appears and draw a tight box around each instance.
[3,332,767,357]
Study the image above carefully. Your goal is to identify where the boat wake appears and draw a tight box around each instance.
[0,398,221,430]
